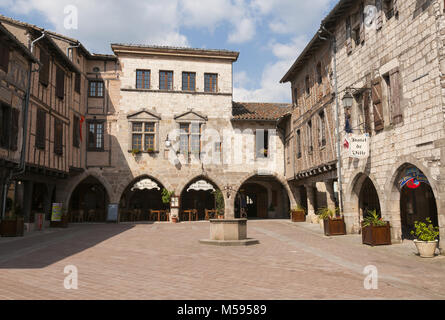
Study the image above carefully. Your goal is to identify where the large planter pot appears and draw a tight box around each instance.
[50,214,69,228]
[361,221,391,246]
[171,216,178,223]
[323,217,346,236]
[414,239,438,258]
[1,218,24,237]
[291,210,305,222]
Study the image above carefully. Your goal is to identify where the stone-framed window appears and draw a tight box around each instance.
[159,70,173,90]
[136,69,150,89]
[89,80,104,98]
[179,122,202,158]
[182,72,196,91]
[131,122,156,152]
[296,129,302,159]
[255,129,269,159]
[87,121,104,151]
[307,120,313,153]
[204,73,217,93]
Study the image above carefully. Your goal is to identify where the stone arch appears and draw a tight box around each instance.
[178,174,222,220]
[115,172,173,204]
[384,159,441,242]
[343,171,383,234]
[63,170,113,206]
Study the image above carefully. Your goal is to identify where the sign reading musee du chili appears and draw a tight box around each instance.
[347,134,369,159]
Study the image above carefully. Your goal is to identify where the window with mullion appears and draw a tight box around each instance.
[136,70,150,89]
[88,122,104,151]
[160,71,173,90]
[182,72,196,91]
[131,121,156,151]
[89,81,104,97]
[204,73,217,92]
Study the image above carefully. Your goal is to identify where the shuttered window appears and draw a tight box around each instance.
[0,41,9,73]
[10,108,19,151]
[56,65,65,99]
[296,129,301,159]
[74,73,81,94]
[307,120,313,152]
[39,49,50,86]
[255,129,269,158]
[54,118,63,155]
[0,103,11,149]
[35,109,46,150]
[389,68,402,124]
[371,79,384,132]
[318,111,326,148]
[73,115,80,148]
[363,91,372,135]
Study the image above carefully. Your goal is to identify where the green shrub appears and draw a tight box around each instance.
[410,218,439,241]
[213,190,225,216]
[161,188,174,205]
[317,207,335,220]
[362,209,387,227]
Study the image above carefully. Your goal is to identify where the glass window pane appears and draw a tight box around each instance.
[144,134,154,150]
[133,122,142,132]
[191,135,200,154]
[144,122,154,133]
[191,122,200,134]
[90,82,96,96]
[132,134,142,150]
[180,134,188,155]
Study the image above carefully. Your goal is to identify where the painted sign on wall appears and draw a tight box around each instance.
[399,167,430,190]
[348,134,369,159]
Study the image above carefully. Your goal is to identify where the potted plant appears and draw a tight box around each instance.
[290,204,306,222]
[161,188,176,223]
[411,218,439,258]
[146,147,155,153]
[361,209,391,246]
[268,203,276,218]
[131,148,141,156]
[0,202,24,237]
[318,207,346,236]
[213,190,225,219]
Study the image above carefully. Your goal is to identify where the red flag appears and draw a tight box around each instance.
[343,138,349,149]
[79,116,85,141]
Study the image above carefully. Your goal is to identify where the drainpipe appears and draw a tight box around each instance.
[1,31,45,220]
[318,25,344,214]
[66,42,80,61]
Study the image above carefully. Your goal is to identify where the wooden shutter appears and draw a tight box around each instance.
[56,66,65,99]
[0,104,10,148]
[0,42,10,73]
[363,91,372,134]
[39,49,50,86]
[54,118,63,155]
[371,80,384,131]
[10,108,19,151]
[36,109,46,149]
[73,115,80,147]
[75,73,81,94]
[390,68,402,124]
[376,0,383,30]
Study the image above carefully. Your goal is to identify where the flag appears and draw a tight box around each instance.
[79,116,85,141]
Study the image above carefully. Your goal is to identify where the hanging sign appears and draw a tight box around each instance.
[399,167,430,190]
[187,180,215,192]
[348,134,369,159]
[131,179,160,191]
[51,203,63,222]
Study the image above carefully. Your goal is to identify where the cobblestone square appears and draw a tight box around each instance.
[0,220,444,300]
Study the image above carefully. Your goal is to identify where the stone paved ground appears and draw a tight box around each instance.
[0,219,444,300]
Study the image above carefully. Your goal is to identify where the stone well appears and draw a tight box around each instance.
[199,218,259,246]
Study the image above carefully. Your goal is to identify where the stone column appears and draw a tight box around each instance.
[325,180,336,211]
[305,184,317,223]
[223,188,235,219]
[44,184,55,221]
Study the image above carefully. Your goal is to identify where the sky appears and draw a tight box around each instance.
[0,0,338,103]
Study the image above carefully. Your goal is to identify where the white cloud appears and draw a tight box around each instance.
[233,36,309,103]
[227,18,255,43]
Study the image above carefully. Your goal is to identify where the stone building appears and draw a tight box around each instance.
[280,31,339,223]
[314,0,445,249]
[0,15,295,226]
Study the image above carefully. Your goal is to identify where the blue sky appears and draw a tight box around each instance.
[0,0,337,102]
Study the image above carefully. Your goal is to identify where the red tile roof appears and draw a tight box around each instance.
[232,102,291,121]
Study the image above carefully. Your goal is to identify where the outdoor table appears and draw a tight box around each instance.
[150,209,169,221]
